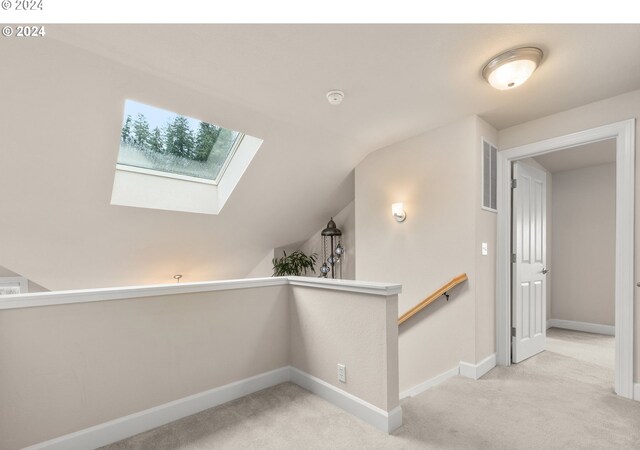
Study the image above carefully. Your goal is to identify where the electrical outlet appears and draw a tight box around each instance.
[337,363,346,383]
[481,242,488,256]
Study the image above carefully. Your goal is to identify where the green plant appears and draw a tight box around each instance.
[272,250,318,277]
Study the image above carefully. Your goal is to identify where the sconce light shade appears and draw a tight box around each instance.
[392,202,406,222]
[482,47,543,90]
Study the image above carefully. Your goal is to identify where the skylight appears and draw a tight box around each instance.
[117,100,242,184]
[111,100,264,215]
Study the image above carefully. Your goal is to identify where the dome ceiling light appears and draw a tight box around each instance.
[482,47,543,90]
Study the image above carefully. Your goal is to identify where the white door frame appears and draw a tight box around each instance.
[495,119,635,399]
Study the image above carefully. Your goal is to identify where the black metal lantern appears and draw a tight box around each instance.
[320,218,345,279]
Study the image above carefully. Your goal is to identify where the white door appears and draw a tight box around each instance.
[512,162,547,363]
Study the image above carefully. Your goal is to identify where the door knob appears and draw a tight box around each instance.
[542,268,550,274]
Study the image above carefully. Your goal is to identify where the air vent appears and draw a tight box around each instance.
[482,139,497,211]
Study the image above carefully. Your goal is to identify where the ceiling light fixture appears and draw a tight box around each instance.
[326,90,345,105]
[482,47,543,91]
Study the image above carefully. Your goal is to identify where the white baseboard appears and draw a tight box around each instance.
[400,365,459,399]
[634,383,640,402]
[26,365,401,449]
[547,319,615,336]
[25,367,291,450]
[401,354,497,399]
[460,353,497,380]
[289,367,402,433]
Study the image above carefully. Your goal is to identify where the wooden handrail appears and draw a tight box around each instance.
[398,273,468,325]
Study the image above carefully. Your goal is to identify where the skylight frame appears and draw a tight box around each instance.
[212,132,244,184]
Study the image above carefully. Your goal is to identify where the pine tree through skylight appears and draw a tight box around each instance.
[118,100,242,183]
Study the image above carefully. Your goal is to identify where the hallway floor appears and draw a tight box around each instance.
[546,326,614,369]
[103,329,639,449]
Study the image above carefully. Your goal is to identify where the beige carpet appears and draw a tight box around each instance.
[102,328,640,449]
[546,327,615,369]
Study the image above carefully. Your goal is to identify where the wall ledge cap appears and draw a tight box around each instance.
[0,276,401,310]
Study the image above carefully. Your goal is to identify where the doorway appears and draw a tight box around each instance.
[495,119,635,399]
[517,140,617,369]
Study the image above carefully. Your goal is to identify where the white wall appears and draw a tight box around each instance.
[355,115,498,391]
[0,265,48,293]
[247,201,356,279]
[245,249,276,278]
[475,119,499,362]
[290,286,398,410]
[498,88,640,382]
[0,286,289,449]
[0,280,399,449]
[0,36,355,291]
[550,163,616,326]
[297,201,355,280]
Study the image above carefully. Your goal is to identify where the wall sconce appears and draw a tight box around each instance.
[392,203,406,222]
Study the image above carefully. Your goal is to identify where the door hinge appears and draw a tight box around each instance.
[511,327,516,337]
[511,179,517,189]
[511,253,516,263]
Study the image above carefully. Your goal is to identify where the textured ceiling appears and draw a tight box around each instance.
[49,24,640,152]
[1,24,639,290]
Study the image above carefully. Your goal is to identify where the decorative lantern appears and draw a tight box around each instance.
[320,218,345,279]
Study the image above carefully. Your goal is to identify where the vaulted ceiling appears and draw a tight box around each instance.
[1,24,639,290]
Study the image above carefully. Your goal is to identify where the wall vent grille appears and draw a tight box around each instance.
[482,139,497,211]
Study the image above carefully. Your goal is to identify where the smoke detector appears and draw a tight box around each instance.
[326,90,345,105]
